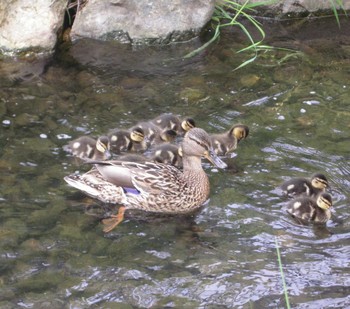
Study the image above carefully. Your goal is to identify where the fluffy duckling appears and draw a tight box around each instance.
[108,128,147,153]
[151,113,196,135]
[280,173,329,198]
[63,135,111,160]
[131,121,177,147]
[287,192,333,224]
[210,124,249,155]
[149,143,183,167]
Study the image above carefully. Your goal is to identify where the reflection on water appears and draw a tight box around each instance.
[1,17,350,308]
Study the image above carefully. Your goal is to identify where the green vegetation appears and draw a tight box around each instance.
[184,0,276,69]
[329,0,348,27]
[275,237,291,309]
[185,0,347,69]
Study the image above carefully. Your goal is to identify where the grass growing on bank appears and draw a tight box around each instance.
[184,0,276,69]
[185,0,347,69]
[329,0,348,27]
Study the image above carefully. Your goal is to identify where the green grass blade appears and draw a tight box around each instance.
[275,236,291,309]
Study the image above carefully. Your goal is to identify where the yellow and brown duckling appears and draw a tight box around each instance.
[149,143,183,167]
[280,173,329,198]
[64,128,227,232]
[151,113,196,136]
[210,124,249,155]
[131,121,177,147]
[108,128,147,153]
[286,192,333,224]
[63,135,111,160]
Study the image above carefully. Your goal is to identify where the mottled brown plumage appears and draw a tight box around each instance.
[64,128,227,230]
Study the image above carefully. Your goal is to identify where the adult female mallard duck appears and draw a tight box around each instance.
[131,121,177,147]
[210,124,249,156]
[63,135,111,160]
[280,173,329,197]
[64,128,227,232]
[286,192,333,224]
[151,113,196,136]
[108,128,147,153]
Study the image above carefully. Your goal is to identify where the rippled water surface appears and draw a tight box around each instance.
[1,17,349,308]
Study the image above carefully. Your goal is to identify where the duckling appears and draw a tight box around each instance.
[108,128,147,153]
[63,135,111,160]
[286,192,333,224]
[210,124,249,155]
[151,113,196,135]
[131,121,177,147]
[149,143,183,167]
[280,173,329,198]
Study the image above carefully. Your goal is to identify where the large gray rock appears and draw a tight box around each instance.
[0,0,66,54]
[71,0,216,44]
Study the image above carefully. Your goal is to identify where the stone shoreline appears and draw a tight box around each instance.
[0,0,349,56]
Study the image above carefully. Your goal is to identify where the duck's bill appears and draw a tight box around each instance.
[205,150,227,169]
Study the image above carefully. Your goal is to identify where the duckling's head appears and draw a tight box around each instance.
[130,128,145,143]
[311,173,329,190]
[230,124,249,142]
[160,129,177,142]
[96,136,111,159]
[183,128,227,169]
[316,192,332,210]
[181,118,196,132]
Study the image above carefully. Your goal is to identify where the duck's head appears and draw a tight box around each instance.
[182,128,227,169]
[316,192,332,210]
[230,124,249,142]
[311,173,329,190]
[181,118,196,132]
[96,136,111,159]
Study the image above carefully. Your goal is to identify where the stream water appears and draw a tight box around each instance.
[0,16,349,308]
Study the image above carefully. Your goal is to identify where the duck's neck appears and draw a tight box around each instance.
[182,156,204,171]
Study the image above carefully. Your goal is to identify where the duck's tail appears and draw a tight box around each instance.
[64,172,124,204]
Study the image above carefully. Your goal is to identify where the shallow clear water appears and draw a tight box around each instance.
[0,17,349,308]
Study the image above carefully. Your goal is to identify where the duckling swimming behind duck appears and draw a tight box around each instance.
[149,143,183,167]
[131,121,177,147]
[286,192,333,224]
[280,173,329,198]
[63,135,111,160]
[108,128,147,153]
[210,124,249,156]
[151,113,195,136]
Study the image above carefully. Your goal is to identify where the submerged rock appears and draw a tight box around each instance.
[70,0,216,44]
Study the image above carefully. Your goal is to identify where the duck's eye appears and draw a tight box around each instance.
[189,136,208,150]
